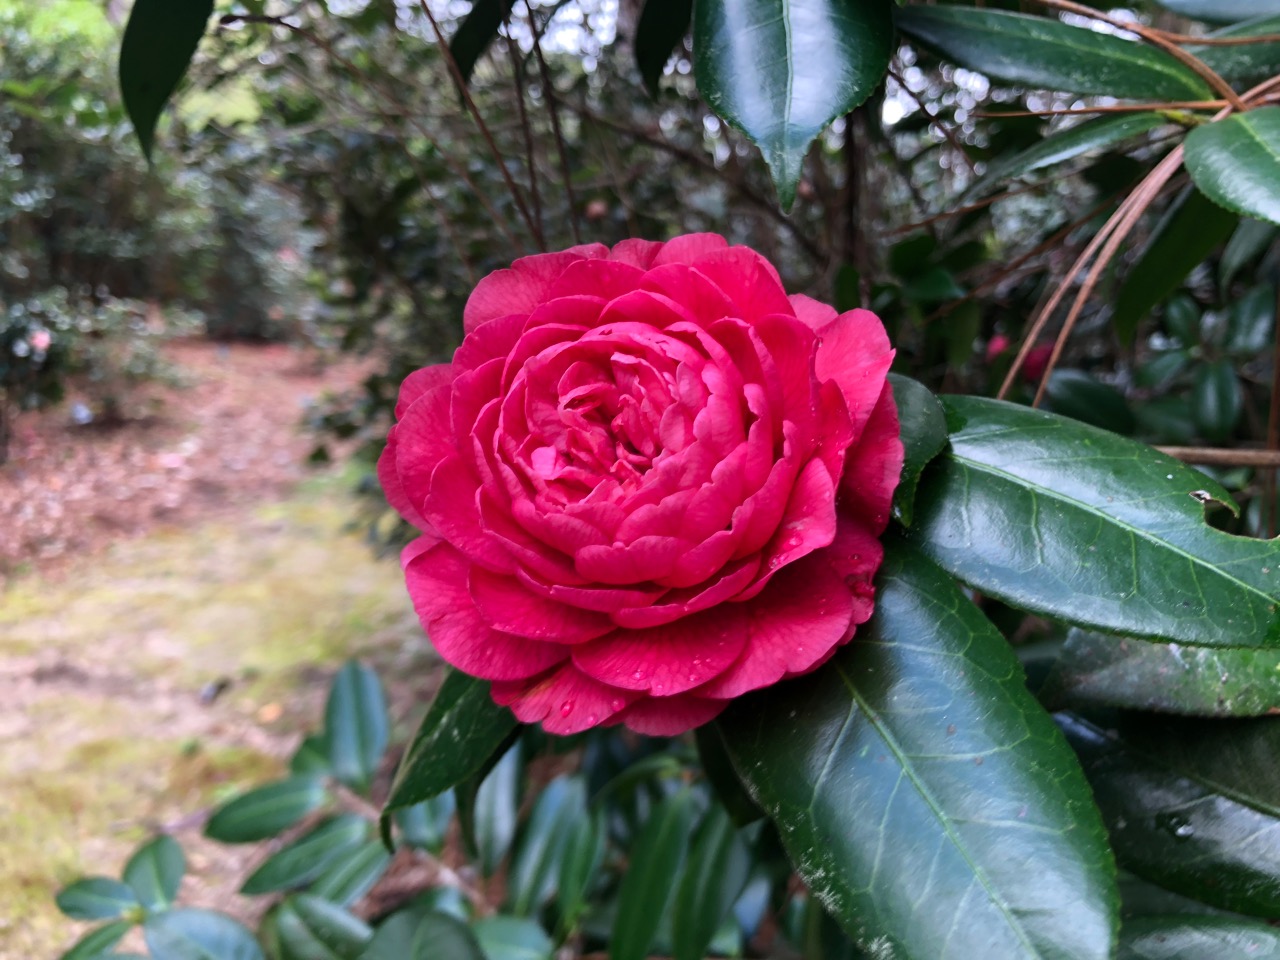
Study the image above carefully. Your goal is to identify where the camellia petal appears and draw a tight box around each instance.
[382,235,901,735]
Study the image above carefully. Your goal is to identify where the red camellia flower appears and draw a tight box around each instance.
[380,234,903,735]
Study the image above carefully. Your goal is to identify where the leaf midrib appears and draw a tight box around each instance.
[826,653,1045,959]
[949,448,1277,637]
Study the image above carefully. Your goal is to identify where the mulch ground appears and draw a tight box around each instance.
[0,339,376,587]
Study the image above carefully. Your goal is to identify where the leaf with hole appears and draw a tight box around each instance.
[894,6,1212,101]
[718,541,1118,959]
[1186,108,1280,227]
[906,395,1280,648]
[118,0,213,160]
[693,0,893,209]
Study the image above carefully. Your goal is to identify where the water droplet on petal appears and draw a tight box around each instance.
[610,698,625,711]
[585,713,598,725]
[632,669,645,681]
[560,700,574,717]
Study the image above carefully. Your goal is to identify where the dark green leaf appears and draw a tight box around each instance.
[556,809,606,929]
[1221,220,1278,289]
[1043,629,1280,716]
[290,736,332,777]
[718,541,1118,959]
[1225,284,1276,356]
[1193,16,1280,85]
[474,739,523,877]
[450,0,514,86]
[635,0,692,98]
[506,775,585,916]
[907,395,1280,649]
[1118,916,1280,959]
[407,912,486,960]
[894,6,1212,101]
[1186,108,1280,227]
[56,878,140,921]
[610,788,698,960]
[393,791,456,854]
[59,920,132,960]
[275,895,371,960]
[324,661,388,793]
[124,835,185,914]
[1134,396,1198,446]
[1061,712,1280,916]
[1193,360,1244,442]
[672,806,753,960]
[887,374,948,527]
[1135,352,1191,391]
[1165,295,1202,346]
[901,266,964,303]
[968,113,1167,200]
[142,909,264,960]
[240,815,370,896]
[309,842,392,907]
[384,668,517,814]
[1114,188,1239,344]
[693,0,893,209]
[888,234,937,278]
[470,917,554,960]
[118,0,214,160]
[694,724,764,826]
[1043,369,1136,434]
[1153,1,1280,24]
[204,777,328,844]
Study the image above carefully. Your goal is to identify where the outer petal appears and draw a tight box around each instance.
[608,238,665,269]
[788,293,838,333]
[491,663,638,734]
[463,251,594,332]
[651,233,730,266]
[422,455,516,573]
[379,429,426,530]
[572,604,749,695]
[823,514,884,628]
[453,314,526,372]
[613,694,727,735]
[812,308,894,440]
[469,567,614,642]
[405,542,567,681]
[839,382,903,535]
[697,555,856,699]
[395,364,455,418]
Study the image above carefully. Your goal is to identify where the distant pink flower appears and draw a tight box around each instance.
[1023,344,1054,383]
[30,330,51,353]
[380,235,903,735]
[985,334,1010,364]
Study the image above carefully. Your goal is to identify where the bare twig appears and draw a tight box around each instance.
[528,3,583,245]
[1158,447,1280,469]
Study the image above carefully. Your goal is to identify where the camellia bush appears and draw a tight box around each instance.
[53,0,1280,958]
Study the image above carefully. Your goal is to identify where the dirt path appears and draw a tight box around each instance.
[0,343,431,958]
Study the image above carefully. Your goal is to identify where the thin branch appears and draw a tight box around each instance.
[887,66,979,174]
[528,2,583,244]
[1158,447,1280,469]
[505,29,546,248]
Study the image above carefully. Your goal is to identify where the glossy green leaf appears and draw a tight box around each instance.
[907,395,1280,648]
[473,740,522,876]
[1113,188,1239,345]
[506,775,585,916]
[309,841,392,907]
[275,895,371,960]
[449,0,514,86]
[393,791,456,853]
[204,776,328,844]
[556,809,606,929]
[1134,352,1190,391]
[290,735,332,777]
[635,0,692,98]
[610,788,698,960]
[59,920,132,960]
[118,0,213,160]
[968,113,1167,200]
[1193,16,1280,85]
[1221,220,1278,289]
[240,815,370,895]
[123,835,185,914]
[1225,284,1276,356]
[693,0,893,209]
[368,911,485,960]
[56,878,140,921]
[894,6,1212,101]
[1061,712,1280,916]
[1186,108,1280,227]
[887,373,948,527]
[1042,370,1136,434]
[671,806,753,960]
[470,916,554,960]
[1154,1,1280,24]
[1043,629,1280,716]
[1193,360,1244,442]
[142,909,264,960]
[1118,916,1280,959]
[384,668,517,815]
[324,661,388,793]
[718,541,1118,959]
